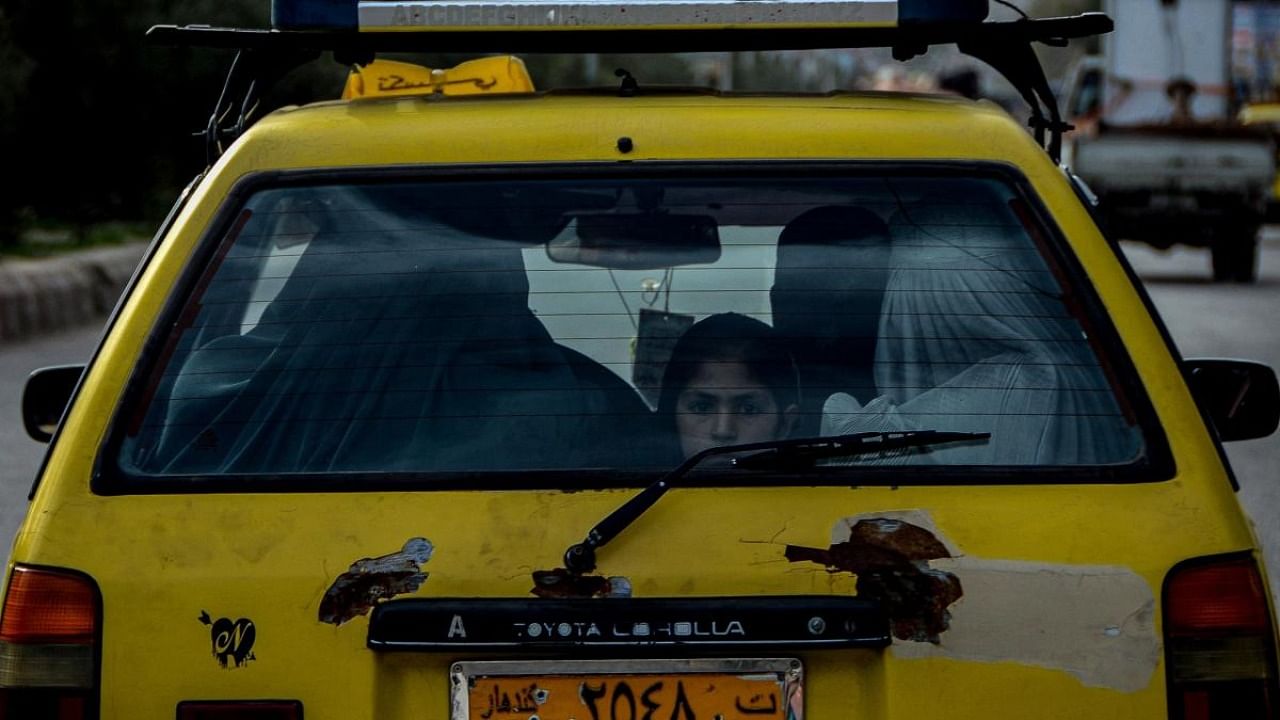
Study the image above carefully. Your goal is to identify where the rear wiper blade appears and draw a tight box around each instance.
[731,430,990,471]
[561,430,990,575]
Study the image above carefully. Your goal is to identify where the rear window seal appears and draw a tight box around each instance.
[92,160,1175,495]
[1065,169,1234,489]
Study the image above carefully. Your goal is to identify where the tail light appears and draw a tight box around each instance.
[0,566,100,720]
[1164,554,1278,719]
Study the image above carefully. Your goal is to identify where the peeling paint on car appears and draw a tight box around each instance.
[815,511,1161,692]
[785,516,962,643]
[318,537,434,625]
[895,556,1161,693]
[828,509,964,556]
[530,569,633,598]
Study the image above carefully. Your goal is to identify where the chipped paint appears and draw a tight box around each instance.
[318,537,434,625]
[530,569,632,599]
[894,557,1160,693]
[829,509,963,557]
[807,512,1161,693]
[785,517,962,643]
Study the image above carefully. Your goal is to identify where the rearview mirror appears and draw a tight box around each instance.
[1184,359,1279,442]
[22,364,84,443]
[547,214,720,270]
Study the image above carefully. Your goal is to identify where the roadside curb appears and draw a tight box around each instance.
[0,244,147,344]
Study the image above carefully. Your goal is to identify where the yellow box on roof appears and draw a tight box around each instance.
[341,57,535,99]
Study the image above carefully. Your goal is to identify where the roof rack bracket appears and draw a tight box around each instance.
[957,33,1070,163]
[202,46,319,164]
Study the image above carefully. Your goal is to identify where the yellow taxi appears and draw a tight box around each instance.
[5,1,1280,718]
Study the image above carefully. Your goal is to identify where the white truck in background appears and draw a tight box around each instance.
[1065,0,1274,282]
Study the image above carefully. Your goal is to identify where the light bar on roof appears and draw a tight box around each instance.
[361,0,897,30]
[273,0,988,31]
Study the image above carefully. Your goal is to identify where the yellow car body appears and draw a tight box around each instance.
[3,86,1277,720]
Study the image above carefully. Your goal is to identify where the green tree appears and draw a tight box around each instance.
[0,0,345,242]
[0,8,35,247]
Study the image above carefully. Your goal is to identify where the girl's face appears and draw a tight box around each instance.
[675,360,797,458]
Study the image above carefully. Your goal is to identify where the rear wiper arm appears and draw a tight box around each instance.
[561,430,990,575]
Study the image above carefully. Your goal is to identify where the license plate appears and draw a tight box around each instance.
[451,659,802,720]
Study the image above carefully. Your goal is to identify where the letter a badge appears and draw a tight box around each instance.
[448,614,467,639]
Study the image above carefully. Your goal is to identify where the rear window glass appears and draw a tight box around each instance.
[117,172,1145,480]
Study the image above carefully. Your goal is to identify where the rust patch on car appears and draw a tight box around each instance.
[530,569,632,599]
[785,517,961,643]
[319,537,434,625]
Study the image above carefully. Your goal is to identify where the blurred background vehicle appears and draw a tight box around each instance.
[1063,0,1275,283]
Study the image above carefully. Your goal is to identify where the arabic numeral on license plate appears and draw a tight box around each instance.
[580,680,696,720]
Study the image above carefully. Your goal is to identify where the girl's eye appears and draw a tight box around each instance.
[738,400,760,415]
[686,399,714,414]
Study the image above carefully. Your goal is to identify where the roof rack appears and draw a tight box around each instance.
[147,3,1111,165]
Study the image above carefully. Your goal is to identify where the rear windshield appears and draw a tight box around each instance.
[116,171,1146,481]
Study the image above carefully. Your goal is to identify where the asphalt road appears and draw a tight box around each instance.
[2,239,1278,597]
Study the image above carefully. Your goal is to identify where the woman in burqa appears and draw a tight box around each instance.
[819,190,1142,466]
[131,185,608,475]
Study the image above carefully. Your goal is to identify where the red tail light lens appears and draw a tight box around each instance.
[0,567,99,720]
[1167,560,1270,636]
[0,568,97,645]
[1164,554,1277,720]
